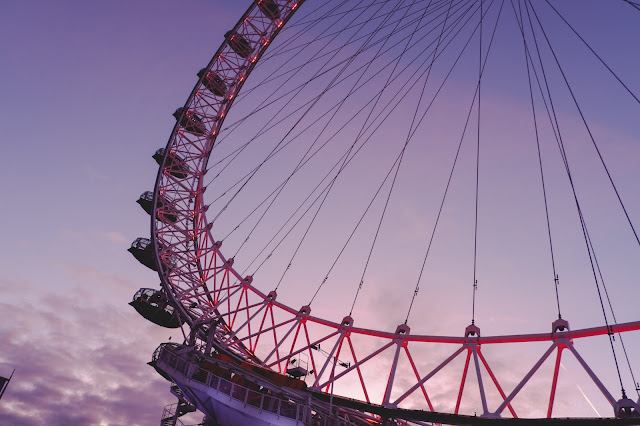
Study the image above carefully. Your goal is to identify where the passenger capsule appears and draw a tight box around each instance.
[128,238,158,271]
[129,288,183,328]
[136,191,178,224]
[225,31,253,59]
[197,69,227,97]
[153,148,189,179]
[173,107,206,136]
[258,0,280,20]
[128,238,174,271]
[136,191,154,215]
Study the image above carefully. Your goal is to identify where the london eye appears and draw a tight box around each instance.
[129,0,640,424]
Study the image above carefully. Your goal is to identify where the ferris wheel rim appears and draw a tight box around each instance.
[146,0,640,417]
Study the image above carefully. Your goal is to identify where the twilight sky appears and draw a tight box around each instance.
[1,1,639,425]
[0,1,247,424]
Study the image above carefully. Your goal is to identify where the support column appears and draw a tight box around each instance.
[383,324,410,407]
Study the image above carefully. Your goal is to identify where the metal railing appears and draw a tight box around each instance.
[157,346,306,422]
[161,403,186,426]
[154,344,365,425]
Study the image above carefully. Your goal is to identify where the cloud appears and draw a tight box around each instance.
[56,262,135,294]
[0,276,36,297]
[97,231,128,245]
[86,165,110,182]
[56,227,84,241]
[0,277,185,425]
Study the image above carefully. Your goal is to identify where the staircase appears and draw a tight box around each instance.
[161,385,197,426]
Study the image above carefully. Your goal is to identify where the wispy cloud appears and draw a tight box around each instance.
[86,165,109,182]
[56,262,140,294]
[97,230,128,245]
[57,227,84,241]
[0,277,184,425]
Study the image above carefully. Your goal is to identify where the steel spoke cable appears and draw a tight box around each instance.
[517,0,596,326]
[316,0,447,308]
[215,27,462,249]
[269,0,450,59]
[223,88,394,245]
[276,0,389,35]
[206,0,479,211]
[471,0,484,325]
[402,0,456,321]
[210,0,477,188]
[207,0,404,226]
[543,0,640,106]
[245,143,366,278]
[242,162,345,277]
[513,2,565,186]
[232,0,487,284]
[400,0,494,149]
[342,149,406,312]
[236,1,444,275]
[214,0,470,146]
[621,0,640,12]
[521,0,596,314]
[527,0,634,398]
[209,1,444,206]
[512,0,561,319]
[243,0,489,295]
[216,0,422,142]
[526,0,639,259]
[237,34,462,277]
[328,154,403,316]
[535,0,640,252]
[283,0,416,32]
[229,0,448,134]
[268,0,349,36]
[236,0,461,107]
[343,0,495,316]
[212,0,470,155]
[527,0,630,320]
[270,0,418,292]
[209,0,442,177]
[306,0,440,310]
[212,2,498,346]
[230,0,416,260]
[239,146,353,276]
[575,196,627,398]
[232,0,378,106]
[256,0,436,67]
[264,0,453,65]
[204,0,377,191]
[206,0,435,181]
[525,0,626,397]
[240,8,477,279]
[405,0,503,323]
[217,75,416,242]
[585,218,640,397]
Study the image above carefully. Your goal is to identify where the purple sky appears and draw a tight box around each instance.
[0,1,246,424]
[1,0,639,424]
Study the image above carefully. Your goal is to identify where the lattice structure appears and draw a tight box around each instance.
[138,0,640,422]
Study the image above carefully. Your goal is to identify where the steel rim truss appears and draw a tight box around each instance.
[150,0,640,420]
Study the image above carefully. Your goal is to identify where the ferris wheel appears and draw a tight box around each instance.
[129,0,640,424]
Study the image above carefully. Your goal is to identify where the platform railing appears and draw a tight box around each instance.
[157,345,306,422]
[155,344,364,425]
[161,402,186,426]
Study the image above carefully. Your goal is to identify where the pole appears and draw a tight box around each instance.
[0,369,15,401]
